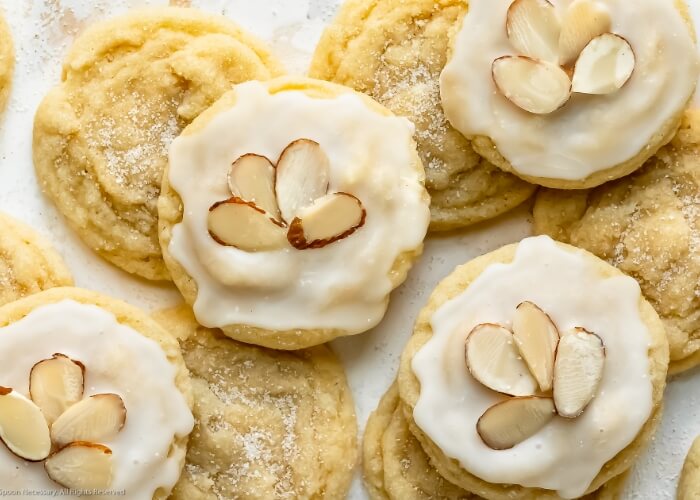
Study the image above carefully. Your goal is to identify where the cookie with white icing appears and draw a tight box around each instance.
[152,306,357,500]
[0,212,72,306]
[398,236,668,499]
[679,436,700,499]
[534,110,700,375]
[0,287,193,499]
[441,0,699,189]
[158,76,430,350]
[33,7,283,281]
[311,0,536,231]
[365,382,629,500]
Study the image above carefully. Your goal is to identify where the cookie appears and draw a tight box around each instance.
[310,0,535,231]
[441,0,699,189]
[0,11,13,114]
[0,287,193,498]
[0,212,72,307]
[365,382,629,500]
[33,7,283,281]
[152,306,357,500]
[679,436,700,499]
[533,110,700,375]
[398,236,668,498]
[159,76,430,350]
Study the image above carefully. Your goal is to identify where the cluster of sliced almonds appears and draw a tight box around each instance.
[0,354,126,488]
[466,302,605,450]
[493,0,635,114]
[208,139,366,252]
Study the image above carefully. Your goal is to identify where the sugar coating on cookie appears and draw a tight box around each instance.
[0,213,72,306]
[0,12,13,115]
[0,297,193,497]
[154,307,357,500]
[311,0,535,230]
[161,78,429,346]
[441,0,699,188]
[408,236,664,498]
[33,7,282,281]
[533,110,700,374]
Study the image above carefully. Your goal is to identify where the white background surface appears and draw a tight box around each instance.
[1,0,699,498]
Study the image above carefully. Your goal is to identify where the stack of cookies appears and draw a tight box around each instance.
[0,0,698,498]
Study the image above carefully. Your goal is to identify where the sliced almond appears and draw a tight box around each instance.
[558,0,612,66]
[506,0,561,63]
[29,353,85,425]
[512,301,560,392]
[465,324,537,397]
[228,154,281,220]
[572,33,635,95]
[287,193,366,250]
[51,394,126,449]
[275,139,330,224]
[492,56,571,115]
[45,442,113,489]
[476,397,555,450]
[553,328,605,418]
[0,387,51,461]
[208,197,288,252]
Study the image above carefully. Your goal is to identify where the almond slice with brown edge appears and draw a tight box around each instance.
[45,442,113,489]
[506,0,561,63]
[492,57,571,115]
[465,324,538,397]
[553,328,605,418]
[477,397,555,450]
[0,387,51,461]
[29,353,85,425]
[558,0,612,66]
[208,197,288,252]
[51,393,126,449]
[287,193,366,250]
[276,139,330,224]
[512,301,560,392]
[228,154,281,220]
[572,33,635,95]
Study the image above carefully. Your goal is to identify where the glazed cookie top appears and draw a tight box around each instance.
[441,0,699,182]
[166,79,430,333]
[0,293,193,498]
[411,236,655,498]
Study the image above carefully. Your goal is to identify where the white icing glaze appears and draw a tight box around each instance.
[0,300,193,499]
[168,81,430,333]
[411,236,653,498]
[440,0,699,181]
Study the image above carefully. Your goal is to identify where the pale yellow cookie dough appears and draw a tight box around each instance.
[310,0,535,231]
[450,0,696,190]
[158,76,425,350]
[0,287,193,500]
[153,306,358,500]
[534,110,700,375]
[0,212,72,307]
[365,382,629,500]
[679,436,700,499]
[397,242,668,499]
[0,11,14,114]
[33,7,283,281]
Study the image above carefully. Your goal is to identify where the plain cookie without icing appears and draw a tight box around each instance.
[33,7,283,281]
[679,436,700,499]
[310,0,535,231]
[397,239,668,499]
[153,306,358,500]
[0,212,72,306]
[0,11,13,114]
[534,110,700,375]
